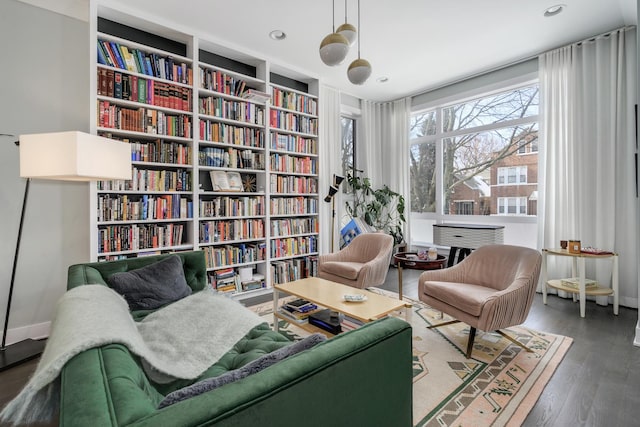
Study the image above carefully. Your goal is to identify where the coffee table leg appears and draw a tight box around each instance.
[273,288,279,332]
[397,264,403,301]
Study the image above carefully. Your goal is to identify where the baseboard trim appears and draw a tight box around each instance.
[5,321,51,345]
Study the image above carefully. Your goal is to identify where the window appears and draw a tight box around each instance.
[409,83,539,217]
[341,116,356,180]
[498,197,528,215]
[497,166,527,185]
[454,201,474,215]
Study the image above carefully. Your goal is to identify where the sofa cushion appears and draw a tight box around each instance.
[107,255,192,311]
[320,261,363,280]
[157,333,327,408]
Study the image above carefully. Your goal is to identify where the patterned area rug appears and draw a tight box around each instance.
[249,289,572,427]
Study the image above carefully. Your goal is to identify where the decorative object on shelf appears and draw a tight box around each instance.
[241,174,257,192]
[324,174,345,252]
[319,0,350,66]
[336,0,357,47]
[1,131,131,372]
[568,239,581,254]
[347,0,372,85]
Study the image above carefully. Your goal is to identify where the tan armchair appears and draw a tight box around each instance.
[418,244,542,358]
[318,233,395,289]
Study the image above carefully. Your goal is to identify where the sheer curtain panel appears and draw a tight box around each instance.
[539,27,637,309]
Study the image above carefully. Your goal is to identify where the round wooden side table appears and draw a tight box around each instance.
[393,252,448,300]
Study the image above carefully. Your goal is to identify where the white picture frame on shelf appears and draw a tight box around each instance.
[210,170,230,191]
[226,172,244,191]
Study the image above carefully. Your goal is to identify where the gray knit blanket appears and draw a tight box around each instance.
[0,285,264,425]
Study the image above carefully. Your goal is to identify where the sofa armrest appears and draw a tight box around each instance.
[67,265,109,289]
[126,317,413,427]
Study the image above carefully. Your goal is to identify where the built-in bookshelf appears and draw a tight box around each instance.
[268,82,320,285]
[91,9,320,298]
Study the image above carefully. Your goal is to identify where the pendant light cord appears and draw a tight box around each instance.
[332,0,336,31]
[357,0,361,58]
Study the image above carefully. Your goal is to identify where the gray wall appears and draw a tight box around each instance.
[0,0,90,342]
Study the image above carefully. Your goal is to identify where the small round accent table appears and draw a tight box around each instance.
[393,252,448,300]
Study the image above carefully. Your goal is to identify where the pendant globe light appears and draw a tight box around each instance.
[336,0,357,47]
[319,0,350,66]
[347,0,372,84]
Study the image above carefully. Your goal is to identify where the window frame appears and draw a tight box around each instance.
[409,76,539,227]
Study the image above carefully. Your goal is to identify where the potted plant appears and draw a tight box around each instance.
[344,170,406,250]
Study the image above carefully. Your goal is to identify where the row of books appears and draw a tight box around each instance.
[200,147,265,169]
[271,236,318,259]
[98,101,192,138]
[211,268,266,294]
[269,197,318,216]
[199,67,251,97]
[270,133,317,155]
[270,218,319,237]
[98,68,192,112]
[199,120,265,147]
[199,219,265,243]
[199,97,265,125]
[97,39,192,85]
[270,87,317,116]
[97,194,193,222]
[199,195,265,218]
[271,256,318,284]
[98,133,192,165]
[202,243,266,268]
[269,175,318,194]
[269,110,318,135]
[270,154,317,174]
[98,223,185,253]
[97,167,192,192]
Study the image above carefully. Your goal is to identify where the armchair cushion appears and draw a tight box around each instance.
[320,261,363,280]
[424,281,499,317]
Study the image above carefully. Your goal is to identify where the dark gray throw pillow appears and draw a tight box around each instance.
[158,333,327,408]
[107,255,192,311]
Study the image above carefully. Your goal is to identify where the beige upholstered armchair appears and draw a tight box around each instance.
[318,233,395,289]
[418,244,542,358]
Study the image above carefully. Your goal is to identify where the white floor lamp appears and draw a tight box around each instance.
[0,131,131,371]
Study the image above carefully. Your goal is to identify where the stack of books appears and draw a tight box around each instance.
[560,277,599,289]
[278,298,319,324]
[213,268,238,293]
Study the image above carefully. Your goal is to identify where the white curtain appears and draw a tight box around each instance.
[360,97,411,244]
[318,85,342,254]
[539,27,638,307]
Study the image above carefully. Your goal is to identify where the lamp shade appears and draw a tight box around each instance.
[347,58,372,85]
[319,32,350,66]
[19,131,131,181]
[336,22,357,47]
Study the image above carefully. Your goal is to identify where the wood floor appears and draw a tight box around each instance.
[1,267,639,427]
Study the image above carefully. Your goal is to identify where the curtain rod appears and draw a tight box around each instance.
[410,25,635,101]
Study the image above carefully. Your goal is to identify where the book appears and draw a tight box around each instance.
[226,172,243,191]
[560,277,599,289]
[210,170,230,191]
[284,298,317,313]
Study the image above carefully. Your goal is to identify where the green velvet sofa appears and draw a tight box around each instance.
[62,251,413,426]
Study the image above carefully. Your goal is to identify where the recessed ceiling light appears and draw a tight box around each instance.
[269,30,286,41]
[544,4,566,17]
[376,76,389,83]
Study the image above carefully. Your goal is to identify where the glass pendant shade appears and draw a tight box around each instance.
[347,58,372,84]
[319,32,350,66]
[336,22,357,47]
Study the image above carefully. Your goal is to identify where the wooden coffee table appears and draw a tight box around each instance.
[273,277,411,335]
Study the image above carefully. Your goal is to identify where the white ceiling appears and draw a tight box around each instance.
[19,0,638,102]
